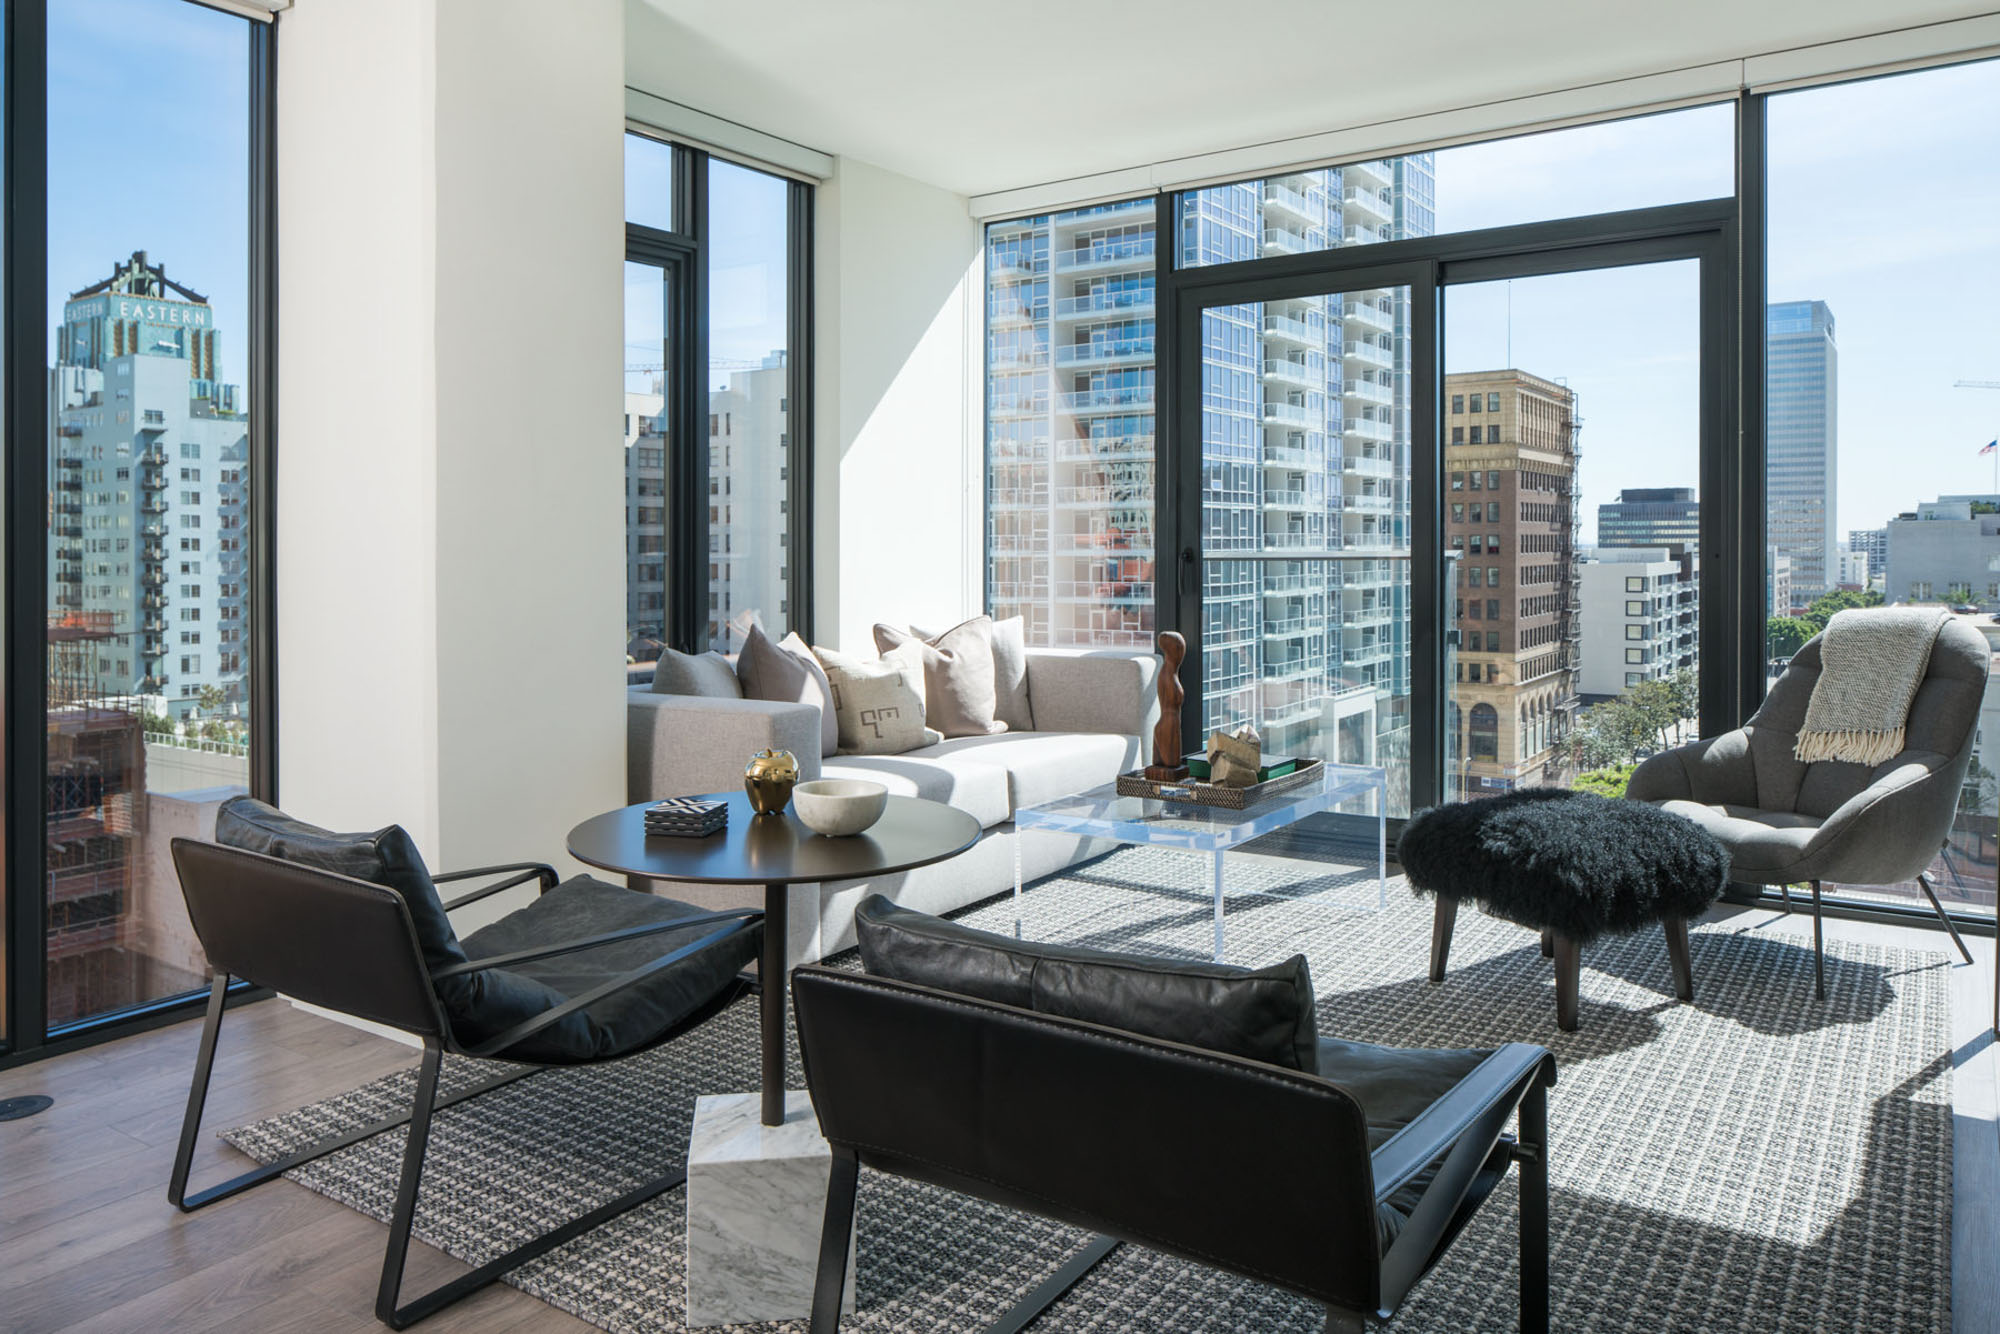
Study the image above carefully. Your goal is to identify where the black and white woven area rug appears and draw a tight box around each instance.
[223,847,1954,1332]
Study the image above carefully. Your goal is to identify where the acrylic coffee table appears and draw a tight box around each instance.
[1012,762,1388,962]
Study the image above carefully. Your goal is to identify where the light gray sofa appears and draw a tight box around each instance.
[628,647,1160,967]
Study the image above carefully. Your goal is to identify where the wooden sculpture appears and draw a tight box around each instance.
[1146,631,1190,781]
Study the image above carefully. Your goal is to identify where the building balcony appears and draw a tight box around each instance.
[1262,443,1322,469]
[1053,290,1154,321]
[143,617,167,634]
[1263,313,1324,345]
[1262,402,1313,428]
[1340,493,1393,513]
[1054,435,1150,461]
[143,594,165,610]
[1342,225,1390,246]
[1342,340,1392,369]
[1053,237,1155,273]
[1262,182,1321,224]
[54,568,82,584]
[1345,159,1393,188]
[1262,227,1317,256]
[54,523,82,539]
[1060,385,1155,413]
[1263,488,1317,510]
[141,544,166,563]
[1263,658,1318,683]
[1055,337,1154,368]
[141,499,168,516]
[142,473,169,491]
[989,346,1049,371]
[138,675,166,692]
[989,393,1050,418]
[1343,380,1393,407]
[141,446,168,465]
[1344,417,1394,442]
[1341,454,1394,479]
[1341,300,1394,332]
[1342,187,1394,222]
[1262,358,1317,389]
[1342,604,1393,626]
[56,477,83,493]
[1261,615,1318,638]
[988,255,1037,280]
[142,570,167,587]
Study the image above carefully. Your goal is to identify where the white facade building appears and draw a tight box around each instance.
[1578,546,1699,699]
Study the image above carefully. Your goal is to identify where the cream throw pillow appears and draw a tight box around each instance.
[813,645,941,755]
[874,616,1008,738]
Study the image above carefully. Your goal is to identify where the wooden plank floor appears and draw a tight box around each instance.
[0,908,1992,1334]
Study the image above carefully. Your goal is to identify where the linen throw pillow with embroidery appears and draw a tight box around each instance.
[874,616,1008,738]
[814,644,941,755]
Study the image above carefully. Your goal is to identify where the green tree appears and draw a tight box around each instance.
[1803,588,1883,627]
[139,709,175,738]
[197,684,226,716]
[1573,763,1638,798]
[1767,615,1816,658]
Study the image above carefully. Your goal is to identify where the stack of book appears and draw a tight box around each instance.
[644,797,728,839]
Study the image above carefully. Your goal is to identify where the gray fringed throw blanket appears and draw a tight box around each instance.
[1794,607,1949,765]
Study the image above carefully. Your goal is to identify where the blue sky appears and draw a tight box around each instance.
[1436,69,2000,541]
[47,0,248,389]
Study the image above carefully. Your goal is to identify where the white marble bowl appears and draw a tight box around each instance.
[792,779,888,837]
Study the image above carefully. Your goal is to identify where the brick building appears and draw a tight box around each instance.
[1446,369,1581,795]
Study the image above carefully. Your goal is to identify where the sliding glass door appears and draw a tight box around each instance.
[1181,280,1422,815]
[1171,223,1730,824]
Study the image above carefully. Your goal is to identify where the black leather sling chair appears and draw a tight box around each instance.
[792,895,1559,1333]
[165,797,763,1329]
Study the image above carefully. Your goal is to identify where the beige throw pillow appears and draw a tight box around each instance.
[875,617,1008,738]
[814,645,941,755]
[650,648,742,699]
[917,614,1033,732]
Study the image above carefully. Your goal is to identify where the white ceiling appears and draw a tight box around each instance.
[628,0,1997,198]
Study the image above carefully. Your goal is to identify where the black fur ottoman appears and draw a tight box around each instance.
[1397,788,1729,1031]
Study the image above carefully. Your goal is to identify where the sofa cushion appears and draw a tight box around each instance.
[925,730,1136,818]
[737,625,837,758]
[854,894,1319,1072]
[651,648,743,699]
[823,747,1013,830]
[876,617,1008,738]
[915,615,1034,732]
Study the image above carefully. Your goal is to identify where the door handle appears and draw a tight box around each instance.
[1177,546,1196,596]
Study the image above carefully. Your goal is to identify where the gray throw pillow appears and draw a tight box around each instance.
[875,617,1007,738]
[651,648,742,699]
[736,625,839,758]
[853,893,1319,1072]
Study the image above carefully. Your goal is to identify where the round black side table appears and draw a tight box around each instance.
[567,792,980,1125]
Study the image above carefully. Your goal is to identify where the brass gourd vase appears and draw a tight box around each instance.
[743,748,799,815]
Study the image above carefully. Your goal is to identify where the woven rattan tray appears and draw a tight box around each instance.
[1114,757,1323,809]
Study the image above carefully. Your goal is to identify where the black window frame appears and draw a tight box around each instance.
[623,132,815,653]
[2,0,281,1066]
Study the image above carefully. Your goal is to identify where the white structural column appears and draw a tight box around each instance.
[276,0,627,926]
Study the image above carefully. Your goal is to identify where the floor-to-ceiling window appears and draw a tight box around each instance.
[623,133,812,667]
[986,201,1158,650]
[1764,57,2000,922]
[4,0,276,1060]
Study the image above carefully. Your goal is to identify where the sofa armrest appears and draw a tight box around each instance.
[1024,649,1160,737]
[627,691,823,802]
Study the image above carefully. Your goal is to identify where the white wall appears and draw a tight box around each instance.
[812,158,984,652]
[279,0,626,918]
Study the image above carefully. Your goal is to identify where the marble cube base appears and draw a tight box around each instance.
[686,1090,856,1328]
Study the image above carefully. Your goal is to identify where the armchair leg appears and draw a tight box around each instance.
[1810,880,1825,1002]
[811,1147,861,1334]
[1539,929,1554,959]
[1662,917,1694,1003]
[1429,896,1457,983]
[1915,872,1975,964]
[168,973,230,1210]
[1552,936,1581,1032]
[1518,1081,1550,1334]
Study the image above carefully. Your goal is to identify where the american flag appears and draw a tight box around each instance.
[1983,440,1998,456]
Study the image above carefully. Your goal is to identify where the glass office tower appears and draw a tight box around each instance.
[1767,300,1838,606]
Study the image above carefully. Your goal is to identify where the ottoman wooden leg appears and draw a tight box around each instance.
[1663,917,1694,1003]
[1429,896,1458,983]
[1553,936,1581,1032]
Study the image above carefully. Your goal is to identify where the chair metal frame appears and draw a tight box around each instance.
[165,840,762,1329]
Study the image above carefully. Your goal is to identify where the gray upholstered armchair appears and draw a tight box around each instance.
[1626,617,1985,999]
